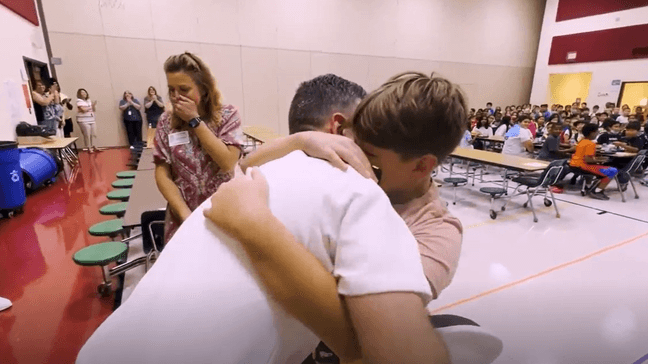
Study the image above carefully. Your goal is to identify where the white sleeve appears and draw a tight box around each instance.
[520,128,532,142]
[495,125,505,137]
[487,127,493,137]
[332,182,433,304]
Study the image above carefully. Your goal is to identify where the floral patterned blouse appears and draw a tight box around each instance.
[153,105,244,243]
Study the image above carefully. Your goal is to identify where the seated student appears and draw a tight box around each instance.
[616,107,631,125]
[486,114,496,127]
[460,121,475,149]
[528,116,538,138]
[502,115,534,157]
[538,122,575,161]
[473,116,494,150]
[616,121,648,153]
[469,115,478,129]
[473,117,493,137]
[611,107,621,120]
[77,154,447,363]
[596,111,608,126]
[571,120,585,144]
[597,119,622,145]
[569,123,618,200]
[494,115,512,137]
[559,117,572,144]
[535,115,547,138]
[591,105,600,118]
[486,102,494,115]
[540,104,551,119]
[216,72,467,363]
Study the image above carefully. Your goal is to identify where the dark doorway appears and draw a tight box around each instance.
[23,57,50,91]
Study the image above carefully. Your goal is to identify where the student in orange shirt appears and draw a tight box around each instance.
[569,123,618,200]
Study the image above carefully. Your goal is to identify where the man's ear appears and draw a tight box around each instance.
[329,113,348,135]
[413,155,438,176]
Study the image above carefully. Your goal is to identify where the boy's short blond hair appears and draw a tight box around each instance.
[351,72,467,161]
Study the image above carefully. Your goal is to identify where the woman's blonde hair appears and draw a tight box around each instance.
[164,52,222,127]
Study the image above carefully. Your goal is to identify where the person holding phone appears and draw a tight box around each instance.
[31,80,59,133]
[153,52,243,243]
[50,78,74,137]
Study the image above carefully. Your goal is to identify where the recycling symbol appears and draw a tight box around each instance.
[10,170,20,183]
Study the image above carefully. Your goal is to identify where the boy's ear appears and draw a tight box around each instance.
[329,113,347,135]
[413,155,438,175]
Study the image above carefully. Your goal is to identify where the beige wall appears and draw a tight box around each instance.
[530,0,648,107]
[43,0,545,148]
[0,5,49,141]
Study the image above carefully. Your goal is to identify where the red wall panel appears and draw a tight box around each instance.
[0,0,38,26]
[556,0,648,22]
[548,23,648,65]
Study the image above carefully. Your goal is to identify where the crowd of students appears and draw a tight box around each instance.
[463,101,648,200]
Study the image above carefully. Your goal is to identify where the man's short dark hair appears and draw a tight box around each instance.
[582,123,599,137]
[518,114,531,122]
[288,74,366,134]
[601,118,619,130]
[352,72,466,161]
[627,121,641,131]
[486,102,492,106]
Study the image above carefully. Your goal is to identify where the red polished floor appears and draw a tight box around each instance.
[0,148,132,364]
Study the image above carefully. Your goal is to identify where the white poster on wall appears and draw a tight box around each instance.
[610,79,622,94]
[3,80,23,125]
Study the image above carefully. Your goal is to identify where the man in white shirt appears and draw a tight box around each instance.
[502,115,534,157]
[76,151,448,364]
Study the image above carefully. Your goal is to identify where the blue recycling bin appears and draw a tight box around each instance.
[0,141,26,214]
[19,148,58,191]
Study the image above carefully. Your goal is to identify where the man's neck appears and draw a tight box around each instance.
[388,177,431,205]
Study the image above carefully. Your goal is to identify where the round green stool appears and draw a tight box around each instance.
[88,218,124,238]
[73,241,128,296]
[107,189,131,201]
[112,179,134,188]
[99,202,128,217]
[116,171,137,179]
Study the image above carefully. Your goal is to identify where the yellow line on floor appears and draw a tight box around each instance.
[429,229,648,315]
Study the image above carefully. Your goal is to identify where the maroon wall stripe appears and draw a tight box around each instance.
[549,23,648,65]
[0,0,39,26]
[556,0,648,22]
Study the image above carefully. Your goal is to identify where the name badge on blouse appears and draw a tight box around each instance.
[169,131,190,147]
